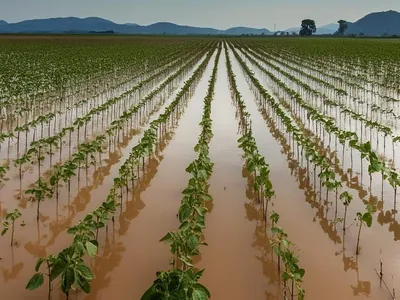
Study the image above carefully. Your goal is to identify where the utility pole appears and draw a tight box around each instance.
[274,23,276,32]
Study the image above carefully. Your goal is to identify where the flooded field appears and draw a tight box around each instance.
[1,36,400,300]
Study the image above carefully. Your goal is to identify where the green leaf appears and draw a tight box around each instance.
[61,268,74,294]
[85,241,97,258]
[179,221,190,231]
[84,214,93,222]
[194,206,204,217]
[187,234,199,250]
[141,285,163,300]
[50,176,57,186]
[160,232,172,242]
[26,273,44,290]
[192,288,210,300]
[35,258,44,272]
[248,160,256,172]
[77,275,91,294]
[66,227,77,235]
[193,283,211,299]
[202,194,213,202]
[76,264,94,280]
[180,256,194,267]
[50,260,67,281]
[178,204,193,222]
[1,228,8,236]
[294,268,306,280]
[362,213,373,227]
[282,272,291,281]
[282,239,290,249]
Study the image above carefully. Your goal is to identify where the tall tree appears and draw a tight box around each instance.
[299,19,316,36]
[337,20,348,35]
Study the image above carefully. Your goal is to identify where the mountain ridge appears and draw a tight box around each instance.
[1,10,400,36]
[346,10,400,35]
[0,17,272,35]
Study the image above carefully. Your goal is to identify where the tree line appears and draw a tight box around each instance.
[298,19,348,36]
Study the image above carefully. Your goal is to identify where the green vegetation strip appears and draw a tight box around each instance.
[235,44,400,201]
[225,43,305,300]
[24,44,217,299]
[230,42,375,256]
[141,44,221,300]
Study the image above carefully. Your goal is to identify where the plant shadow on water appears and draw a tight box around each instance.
[1,248,24,283]
[54,129,171,299]
[84,116,185,298]
[231,97,280,299]
[257,99,374,296]
[20,111,157,254]
[20,136,124,254]
[242,164,281,300]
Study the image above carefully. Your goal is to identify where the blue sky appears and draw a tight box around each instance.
[0,0,399,30]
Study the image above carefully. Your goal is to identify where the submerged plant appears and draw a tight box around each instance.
[26,177,53,221]
[356,204,375,255]
[1,208,24,246]
[339,191,353,232]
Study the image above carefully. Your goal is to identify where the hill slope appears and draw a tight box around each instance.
[0,17,272,35]
[284,11,400,36]
[2,11,399,36]
[347,10,400,35]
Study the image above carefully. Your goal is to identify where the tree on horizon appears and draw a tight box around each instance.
[337,20,348,35]
[299,19,316,36]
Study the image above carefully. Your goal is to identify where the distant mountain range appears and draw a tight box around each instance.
[0,10,399,36]
[0,17,272,35]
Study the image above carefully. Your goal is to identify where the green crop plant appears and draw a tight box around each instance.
[26,177,53,221]
[142,269,210,300]
[1,208,24,246]
[356,204,375,255]
[339,191,353,232]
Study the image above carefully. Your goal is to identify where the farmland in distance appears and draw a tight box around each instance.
[0,35,400,300]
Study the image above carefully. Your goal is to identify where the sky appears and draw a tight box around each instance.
[0,0,399,30]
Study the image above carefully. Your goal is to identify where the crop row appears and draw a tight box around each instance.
[230,42,375,259]
[234,43,400,203]
[225,43,305,299]
[0,38,207,116]
[23,42,218,299]
[0,41,208,154]
[142,42,221,300]
[7,43,210,186]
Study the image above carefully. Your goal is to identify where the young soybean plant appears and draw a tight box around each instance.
[340,191,353,232]
[26,255,57,300]
[141,269,210,300]
[26,245,95,300]
[356,204,375,255]
[26,177,53,221]
[1,208,25,246]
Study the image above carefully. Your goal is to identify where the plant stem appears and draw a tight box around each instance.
[47,262,51,300]
[356,221,362,255]
[11,220,15,247]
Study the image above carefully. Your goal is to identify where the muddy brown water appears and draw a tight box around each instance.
[229,44,399,299]
[85,51,217,300]
[1,43,400,300]
[196,49,280,300]
[0,52,210,299]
